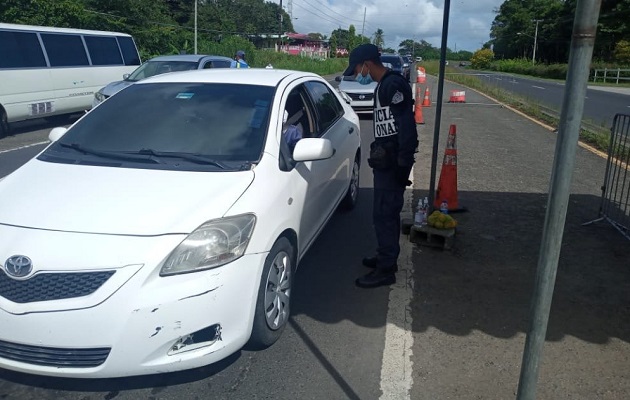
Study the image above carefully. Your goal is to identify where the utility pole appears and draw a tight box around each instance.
[279,0,283,52]
[532,19,542,65]
[194,0,197,54]
[361,7,366,37]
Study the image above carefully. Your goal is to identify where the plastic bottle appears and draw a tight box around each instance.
[440,199,449,214]
[414,199,424,225]
[420,197,428,225]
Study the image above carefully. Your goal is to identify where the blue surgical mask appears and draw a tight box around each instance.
[355,64,373,85]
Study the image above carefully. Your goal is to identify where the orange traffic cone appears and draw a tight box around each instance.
[416,67,426,84]
[422,87,431,107]
[414,86,424,124]
[434,125,459,210]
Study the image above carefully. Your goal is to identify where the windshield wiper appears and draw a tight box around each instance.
[134,149,229,169]
[59,143,161,164]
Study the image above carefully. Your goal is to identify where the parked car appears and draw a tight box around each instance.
[0,69,361,378]
[380,54,410,81]
[336,74,378,113]
[92,54,233,107]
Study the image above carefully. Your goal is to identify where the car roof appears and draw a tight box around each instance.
[146,54,233,62]
[137,68,321,87]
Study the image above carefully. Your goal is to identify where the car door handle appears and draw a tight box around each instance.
[348,127,354,134]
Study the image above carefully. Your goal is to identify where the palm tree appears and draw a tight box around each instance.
[373,28,385,49]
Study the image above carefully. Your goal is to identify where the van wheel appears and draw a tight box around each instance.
[340,154,360,210]
[0,109,9,139]
[248,237,294,349]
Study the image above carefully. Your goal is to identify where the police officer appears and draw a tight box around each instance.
[231,50,249,68]
[342,44,418,288]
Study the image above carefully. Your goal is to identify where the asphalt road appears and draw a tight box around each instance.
[0,102,397,399]
[450,69,630,127]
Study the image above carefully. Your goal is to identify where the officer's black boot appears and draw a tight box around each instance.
[362,257,398,272]
[355,267,396,288]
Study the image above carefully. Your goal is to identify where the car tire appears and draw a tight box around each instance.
[248,236,294,350]
[0,108,9,139]
[340,154,360,210]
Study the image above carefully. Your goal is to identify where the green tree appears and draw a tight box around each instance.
[471,48,494,69]
[614,40,630,64]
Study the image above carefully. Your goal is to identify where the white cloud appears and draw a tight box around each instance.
[278,0,503,52]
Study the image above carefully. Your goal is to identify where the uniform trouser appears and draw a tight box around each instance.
[373,186,406,269]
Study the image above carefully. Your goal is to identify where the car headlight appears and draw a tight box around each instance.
[160,214,256,276]
[94,91,106,103]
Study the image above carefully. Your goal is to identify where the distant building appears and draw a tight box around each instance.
[279,33,329,59]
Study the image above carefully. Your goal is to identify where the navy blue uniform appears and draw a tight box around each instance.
[369,71,418,269]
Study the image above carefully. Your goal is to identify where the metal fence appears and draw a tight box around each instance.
[584,113,630,239]
[592,68,630,84]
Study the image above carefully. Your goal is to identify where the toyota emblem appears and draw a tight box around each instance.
[4,255,33,278]
[359,94,366,100]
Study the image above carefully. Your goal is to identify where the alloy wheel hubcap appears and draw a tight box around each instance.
[264,251,291,330]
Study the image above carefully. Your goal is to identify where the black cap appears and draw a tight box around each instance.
[343,44,380,76]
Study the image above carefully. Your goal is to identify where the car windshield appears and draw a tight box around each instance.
[126,61,200,82]
[381,56,401,68]
[40,82,275,171]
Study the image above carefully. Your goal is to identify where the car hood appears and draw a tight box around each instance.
[338,80,377,93]
[0,159,254,236]
[101,80,133,97]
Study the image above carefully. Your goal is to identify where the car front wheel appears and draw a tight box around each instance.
[248,237,294,349]
[340,154,360,210]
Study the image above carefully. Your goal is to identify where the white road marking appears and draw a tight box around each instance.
[532,85,546,90]
[0,141,49,154]
[380,166,415,400]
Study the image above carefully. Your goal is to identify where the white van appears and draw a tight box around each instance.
[0,23,141,137]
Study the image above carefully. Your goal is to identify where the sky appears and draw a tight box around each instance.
[275,0,505,52]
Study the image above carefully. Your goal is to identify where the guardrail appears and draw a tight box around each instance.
[583,113,630,240]
[592,68,630,84]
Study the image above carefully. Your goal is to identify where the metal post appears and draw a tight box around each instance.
[532,20,541,65]
[427,0,451,212]
[516,1,602,399]
[194,0,197,54]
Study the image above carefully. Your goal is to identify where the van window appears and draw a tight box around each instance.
[0,31,46,68]
[117,36,141,66]
[41,33,89,67]
[85,36,123,65]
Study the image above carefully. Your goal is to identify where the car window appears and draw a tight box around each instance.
[40,82,275,169]
[127,61,199,81]
[381,56,402,68]
[304,81,344,136]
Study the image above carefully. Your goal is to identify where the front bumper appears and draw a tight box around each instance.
[0,227,266,378]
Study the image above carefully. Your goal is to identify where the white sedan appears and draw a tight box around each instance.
[0,69,361,378]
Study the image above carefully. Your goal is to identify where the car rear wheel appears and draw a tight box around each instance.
[248,237,294,349]
[340,154,360,210]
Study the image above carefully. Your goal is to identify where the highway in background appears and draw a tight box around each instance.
[449,68,630,128]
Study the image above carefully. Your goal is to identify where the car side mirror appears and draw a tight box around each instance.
[123,73,130,80]
[48,127,68,142]
[293,138,334,162]
[335,76,342,82]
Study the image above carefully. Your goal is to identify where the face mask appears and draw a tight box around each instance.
[355,64,373,85]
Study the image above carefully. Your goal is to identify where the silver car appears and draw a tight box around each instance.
[92,54,233,107]
[336,75,378,113]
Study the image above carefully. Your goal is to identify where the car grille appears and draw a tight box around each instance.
[0,270,115,303]
[0,339,110,368]
[347,92,374,101]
